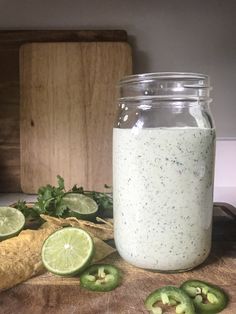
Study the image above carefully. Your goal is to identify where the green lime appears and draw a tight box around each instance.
[0,207,25,241]
[62,193,98,220]
[42,227,94,276]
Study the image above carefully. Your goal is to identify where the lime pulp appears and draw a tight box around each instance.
[62,193,98,220]
[0,207,25,240]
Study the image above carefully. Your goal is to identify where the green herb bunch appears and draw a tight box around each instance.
[14,176,113,223]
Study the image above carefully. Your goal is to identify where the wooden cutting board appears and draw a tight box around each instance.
[0,30,129,193]
[0,204,235,314]
[20,42,132,193]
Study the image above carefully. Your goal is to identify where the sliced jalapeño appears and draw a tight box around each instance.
[181,280,228,314]
[145,286,195,314]
[80,264,120,292]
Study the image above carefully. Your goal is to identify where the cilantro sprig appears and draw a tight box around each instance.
[14,176,113,223]
[33,175,69,217]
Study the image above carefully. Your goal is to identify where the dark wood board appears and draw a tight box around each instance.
[0,30,128,193]
[0,30,128,46]
[0,204,235,314]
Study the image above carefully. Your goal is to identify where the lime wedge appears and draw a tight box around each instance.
[42,227,94,276]
[62,193,98,220]
[0,207,25,241]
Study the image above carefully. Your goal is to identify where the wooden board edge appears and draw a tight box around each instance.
[0,30,128,45]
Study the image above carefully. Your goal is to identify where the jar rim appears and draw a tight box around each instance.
[118,72,211,101]
[119,96,212,102]
[119,72,209,87]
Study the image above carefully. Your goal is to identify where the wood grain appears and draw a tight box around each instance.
[20,42,132,193]
[0,31,129,193]
[0,206,235,314]
[0,30,130,192]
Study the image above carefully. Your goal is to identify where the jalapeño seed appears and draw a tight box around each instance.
[175,304,186,314]
[86,275,96,282]
[161,292,169,304]
[207,292,219,304]
[202,287,208,295]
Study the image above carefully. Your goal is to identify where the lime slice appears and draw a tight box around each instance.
[0,207,25,241]
[62,193,98,220]
[42,227,94,276]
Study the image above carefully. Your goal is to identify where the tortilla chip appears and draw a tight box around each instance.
[96,217,113,227]
[93,237,116,263]
[41,214,114,240]
[40,215,69,227]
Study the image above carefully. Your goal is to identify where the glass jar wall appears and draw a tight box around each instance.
[113,73,215,272]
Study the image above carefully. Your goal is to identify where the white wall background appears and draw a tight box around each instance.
[0,0,235,203]
[0,0,236,137]
[215,139,236,205]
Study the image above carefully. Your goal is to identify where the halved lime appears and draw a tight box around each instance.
[42,227,94,276]
[62,193,98,220]
[0,207,25,241]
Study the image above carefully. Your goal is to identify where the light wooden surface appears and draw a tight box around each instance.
[0,30,129,193]
[20,42,132,193]
[0,205,235,314]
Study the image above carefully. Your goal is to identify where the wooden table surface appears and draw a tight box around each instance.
[0,203,235,314]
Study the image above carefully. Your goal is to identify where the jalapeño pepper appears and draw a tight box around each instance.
[145,286,195,314]
[80,264,120,292]
[181,280,228,314]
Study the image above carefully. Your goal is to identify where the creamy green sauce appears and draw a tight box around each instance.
[113,127,215,271]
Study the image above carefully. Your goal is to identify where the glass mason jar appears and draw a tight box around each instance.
[113,72,215,272]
